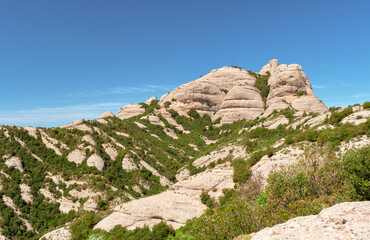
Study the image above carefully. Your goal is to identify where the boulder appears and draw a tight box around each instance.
[145,96,157,104]
[265,62,328,113]
[67,149,86,164]
[99,111,114,119]
[249,201,370,240]
[86,154,105,171]
[122,155,139,171]
[116,104,145,120]
[5,156,23,172]
[94,164,234,231]
[213,84,264,124]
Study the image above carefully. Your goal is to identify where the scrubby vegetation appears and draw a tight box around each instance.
[0,100,369,239]
[174,145,370,239]
[255,72,271,108]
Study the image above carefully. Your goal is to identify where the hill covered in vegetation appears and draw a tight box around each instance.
[0,60,369,240]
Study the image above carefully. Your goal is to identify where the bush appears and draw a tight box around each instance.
[232,159,251,183]
[363,102,370,109]
[296,90,307,96]
[200,191,211,205]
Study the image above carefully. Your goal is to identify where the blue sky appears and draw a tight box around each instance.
[1,0,369,127]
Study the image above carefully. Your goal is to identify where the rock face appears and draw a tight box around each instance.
[61,120,92,132]
[94,164,234,231]
[265,60,328,114]
[116,104,145,120]
[86,154,105,171]
[5,156,23,172]
[99,111,114,119]
[158,60,328,124]
[67,149,86,164]
[249,201,370,240]
[159,66,256,116]
[40,226,71,240]
[213,84,264,124]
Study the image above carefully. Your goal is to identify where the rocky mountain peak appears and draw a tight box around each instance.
[259,59,279,74]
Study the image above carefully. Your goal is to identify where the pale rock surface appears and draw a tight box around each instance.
[139,160,172,186]
[264,61,328,114]
[82,134,96,145]
[175,168,190,181]
[61,120,92,133]
[339,135,370,154]
[20,184,33,203]
[164,128,178,139]
[122,155,139,171]
[192,145,246,167]
[99,111,114,119]
[262,102,291,118]
[102,143,118,160]
[40,188,79,214]
[115,131,130,137]
[158,108,185,131]
[24,127,38,138]
[39,130,69,155]
[145,96,157,104]
[259,59,279,75]
[249,201,370,240]
[263,115,289,129]
[5,156,23,172]
[141,115,165,127]
[251,146,304,187]
[40,226,71,240]
[213,84,264,124]
[160,66,256,113]
[67,149,86,165]
[341,110,370,125]
[87,154,105,171]
[97,118,109,124]
[94,165,234,231]
[116,104,145,120]
[305,113,330,127]
[134,121,147,129]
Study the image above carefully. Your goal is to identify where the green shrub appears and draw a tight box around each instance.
[232,159,251,183]
[296,90,307,96]
[255,72,271,108]
[363,101,370,109]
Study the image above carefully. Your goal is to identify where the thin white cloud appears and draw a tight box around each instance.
[352,93,370,98]
[69,84,173,98]
[0,102,127,128]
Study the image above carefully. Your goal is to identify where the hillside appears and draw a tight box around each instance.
[0,60,369,240]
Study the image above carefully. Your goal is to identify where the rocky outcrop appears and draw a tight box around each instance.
[61,120,93,133]
[249,201,370,240]
[145,96,157,104]
[102,143,118,160]
[116,104,145,120]
[67,149,86,164]
[94,164,234,231]
[82,134,96,145]
[213,84,264,124]
[159,60,327,124]
[342,110,370,125]
[99,111,114,119]
[265,60,328,114]
[159,66,256,114]
[86,154,105,171]
[4,156,23,172]
[251,146,304,187]
[122,155,139,171]
[40,226,71,240]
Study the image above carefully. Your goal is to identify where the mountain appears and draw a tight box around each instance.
[0,60,368,240]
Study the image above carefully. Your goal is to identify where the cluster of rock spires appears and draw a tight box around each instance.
[101,59,328,124]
